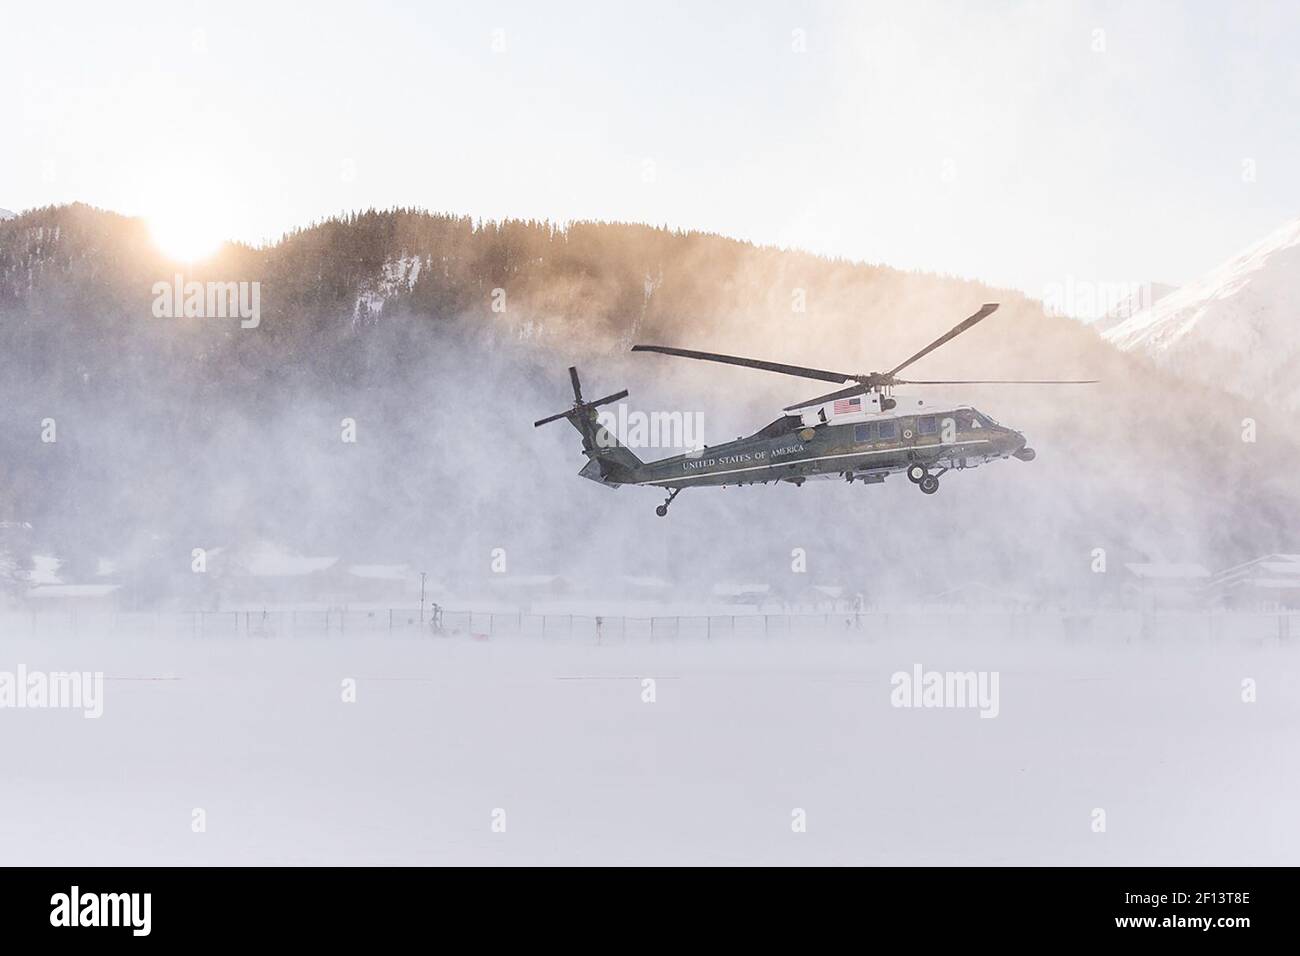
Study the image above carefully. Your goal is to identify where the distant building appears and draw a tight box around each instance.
[207,543,341,607]
[620,575,672,599]
[793,584,852,613]
[346,564,420,603]
[928,582,1034,611]
[1209,554,1300,610]
[25,584,122,613]
[711,583,770,607]
[1123,562,1211,609]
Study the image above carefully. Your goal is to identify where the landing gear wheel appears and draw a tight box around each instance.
[906,463,928,483]
[918,475,939,495]
[656,487,682,517]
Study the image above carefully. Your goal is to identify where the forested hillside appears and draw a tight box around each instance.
[1,204,1295,604]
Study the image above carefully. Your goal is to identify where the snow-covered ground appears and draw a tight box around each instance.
[0,623,1296,865]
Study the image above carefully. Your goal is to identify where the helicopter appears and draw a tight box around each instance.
[534,303,1096,516]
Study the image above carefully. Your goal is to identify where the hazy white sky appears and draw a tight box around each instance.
[5,0,1299,312]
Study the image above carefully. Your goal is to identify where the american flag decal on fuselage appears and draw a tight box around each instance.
[832,396,862,415]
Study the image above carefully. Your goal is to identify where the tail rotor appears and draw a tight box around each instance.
[533,366,628,429]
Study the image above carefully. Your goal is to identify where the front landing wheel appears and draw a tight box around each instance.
[906,463,928,483]
[919,475,939,495]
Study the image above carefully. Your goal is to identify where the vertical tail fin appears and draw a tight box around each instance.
[534,366,641,484]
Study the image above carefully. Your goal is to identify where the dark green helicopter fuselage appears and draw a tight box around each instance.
[578,406,1032,492]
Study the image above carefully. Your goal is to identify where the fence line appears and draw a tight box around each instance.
[0,607,1296,644]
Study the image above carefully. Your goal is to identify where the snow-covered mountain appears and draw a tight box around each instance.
[1104,217,1300,408]
[1091,282,1176,335]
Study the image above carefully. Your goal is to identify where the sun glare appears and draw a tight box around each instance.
[149,213,226,263]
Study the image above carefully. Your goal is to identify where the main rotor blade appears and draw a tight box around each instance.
[632,345,852,385]
[533,410,572,427]
[783,383,869,412]
[886,303,1000,377]
[568,366,583,403]
[585,389,629,407]
[892,378,1099,385]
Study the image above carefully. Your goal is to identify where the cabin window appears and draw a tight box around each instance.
[877,420,897,439]
[854,423,873,443]
[918,416,937,436]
